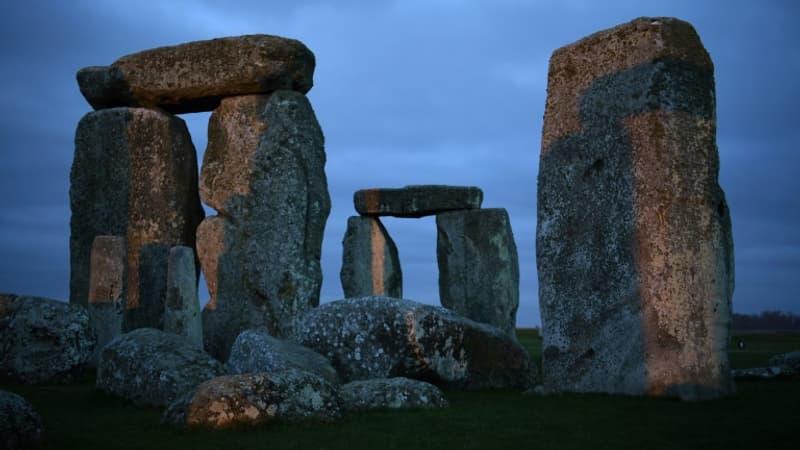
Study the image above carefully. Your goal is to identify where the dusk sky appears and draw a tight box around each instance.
[1,0,797,326]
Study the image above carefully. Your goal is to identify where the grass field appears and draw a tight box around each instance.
[2,330,798,450]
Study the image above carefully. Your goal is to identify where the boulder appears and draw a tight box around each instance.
[437,208,519,337]
[0,294,94,384]
[341,216,402,298]
[0,390,43,450]
[537,17,734,400]
[198,91,330,361]
[70,107,204,331]
[87,235,126,367]
[293,296,532,389]
[164,246,202,349]
[162,369,342,429]
[77,34,315,114]
[226,329,339,385]
[341,377,448,412]
[354,185,482,218]
[96,328,224,407]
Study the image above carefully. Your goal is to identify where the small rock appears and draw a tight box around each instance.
[97,328,224,407]
[162,369,342,429]
[341,216,402,298]
[0,390,43,450]
[0,294,95,384]
[354,185,483,218]
[341,377,447,412]
[226,329,339,385]
[732,366,796,381]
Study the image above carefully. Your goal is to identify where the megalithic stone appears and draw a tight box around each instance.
[340,216,402,299]
[198,91,330,361]
[536,17,734,400]
[70,107,205,331]
[87,235,126,367]
[436,208,519,338]
[164,246,203,349]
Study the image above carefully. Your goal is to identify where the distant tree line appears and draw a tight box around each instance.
[732,311,800,331]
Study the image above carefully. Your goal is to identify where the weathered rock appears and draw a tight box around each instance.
[77,35,315,114]
[354,185,482,218]
[164,246,202,349]
[768,351,800,370]
[341,216,402,298]
[87,235,126,367]
[198,91,330,361]
[0,390,43,450]
[537,17,734,400]
[293,296,532,389]
[70,107,204,330]
[97,328,224,407]
[162,369,342,429]
[226,329,339,385]
[437,208,519,337]
[341,377,448,412]
[0,294,95,384]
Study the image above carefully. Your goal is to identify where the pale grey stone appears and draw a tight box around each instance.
[341,216,402,299]
[164,246,202,349]
[96,328,224,407]
[354,185,482,218]
[0,390,43,450]
[437,208,519,338]
[341,377,448,412]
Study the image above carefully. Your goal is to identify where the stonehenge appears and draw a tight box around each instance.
[537,17,734,400]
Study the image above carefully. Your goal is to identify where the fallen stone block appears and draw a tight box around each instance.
[341,377,448,412]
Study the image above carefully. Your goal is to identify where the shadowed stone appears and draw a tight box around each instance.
[354,185,483,218]
[164,246,202,349]
[77,35,315,114]
[0,294,95,384]
[162,369,342,429]
[293,296,532,390]
[437,208,520,338]
[341,216,402,298]
[537,17,734,400]
[70,107,204,330]
[341,378,448,412]
[198,91,330,361]
[0,390,43,450]
[87,235,126,367]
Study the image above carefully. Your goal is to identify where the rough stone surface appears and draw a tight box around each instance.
[87,235,126,367]
[70,107,204,332]
[226,329,339,385]
[164,246,202,349]
[162,369,342,429]
[293,296,532,389]
[341,216,402,298]
[341,377,448,412]
[77,34,315,114]
[354,185,483,218]
[437,208,519,337]
[198,91,330,361]
[0,294,95,384]
[537,17,734,400]
[97,328,224,407]
[0,390,44,450]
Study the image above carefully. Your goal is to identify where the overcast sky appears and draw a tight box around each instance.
[1,0,797,326]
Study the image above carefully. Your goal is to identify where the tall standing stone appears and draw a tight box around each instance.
[165,246,203,349]
[341,216,402,299]
[198,91,330,360]
[70,107,204,332]
[537,17,734,400]
[436,208,519,338]
[87,235,126,366]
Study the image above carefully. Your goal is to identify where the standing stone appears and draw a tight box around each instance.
[77,35,315,114]
[537,17,734,400]
[198,91,330,361]
[341,216,402,298]
[436,208,519,338]
[354,185,483,218]
[164,246,202,349]
[70,107,204,333]
[87,235,126,366]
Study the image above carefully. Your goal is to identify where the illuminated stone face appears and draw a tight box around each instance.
[537,17,734,400]
[340,216,402,299]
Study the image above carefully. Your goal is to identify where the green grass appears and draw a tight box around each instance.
[2,331,798,450]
